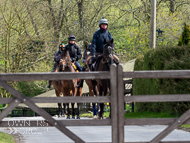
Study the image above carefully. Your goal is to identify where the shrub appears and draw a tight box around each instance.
[178,23,190,46]
[133,46,190,115]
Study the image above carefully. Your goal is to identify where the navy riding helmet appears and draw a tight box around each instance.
[68,35,76,41]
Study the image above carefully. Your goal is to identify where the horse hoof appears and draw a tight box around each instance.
[77,116,80,119]
[72,116,75,119]
[93,115,97,120]
[66,116,70,119]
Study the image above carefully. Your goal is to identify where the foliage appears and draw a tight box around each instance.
[0,131,15,143]
[16,81,47,97]
[133,45,190,115]
[157,10,184,46]
[178,23,190,46]
[110,23,149,62]
[180,124,190,129]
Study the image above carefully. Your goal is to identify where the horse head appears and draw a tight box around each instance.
[59,49,72,71]
[103,38,114,65]
[84,44,92,70]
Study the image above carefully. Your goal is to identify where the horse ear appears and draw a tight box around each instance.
[110,38,114,43]
[104,38,107,44]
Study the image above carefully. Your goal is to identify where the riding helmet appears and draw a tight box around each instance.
[59,43,65,48]
[99,17,108,26]
[68,35,76,41]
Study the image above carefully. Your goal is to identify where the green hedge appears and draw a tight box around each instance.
[133,46,190,115]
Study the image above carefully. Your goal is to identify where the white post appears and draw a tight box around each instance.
[150,0,156,49]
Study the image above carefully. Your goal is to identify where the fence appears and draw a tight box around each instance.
[1,64,190,143]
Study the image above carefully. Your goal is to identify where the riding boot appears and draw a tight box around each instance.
[46,80,52,88]
[76,79,84,88]
[76,66,85,88]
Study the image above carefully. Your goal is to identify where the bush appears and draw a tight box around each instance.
[133,46,190,115]
[178,23,190,46]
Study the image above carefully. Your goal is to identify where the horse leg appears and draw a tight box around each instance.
[76,103,80,119]
[63,103,66,116]
[92,103,98,119]
[66,103,70,119]
[71,103,75,119]
[58,103,63,117]
[98,86,104,119]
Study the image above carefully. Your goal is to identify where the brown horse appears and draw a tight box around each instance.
[52,61,65,117]
[52,49,82,119]
[96,38,117,119]
[84,44,99,118]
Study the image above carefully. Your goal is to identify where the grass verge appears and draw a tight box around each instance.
[80,111,190,131]
[0,131,16,143]
[80,111,178,119]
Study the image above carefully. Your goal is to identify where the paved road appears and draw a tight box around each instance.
[1,117,190,143]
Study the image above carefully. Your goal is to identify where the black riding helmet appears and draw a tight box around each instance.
[68,35,76,41]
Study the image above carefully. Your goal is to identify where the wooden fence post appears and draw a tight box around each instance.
[110,64,118,143]
[117,64,124,143]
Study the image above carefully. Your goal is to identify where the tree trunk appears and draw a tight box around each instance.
[77,0,84,29]
[77,0,84,41]
[170,0,175,14]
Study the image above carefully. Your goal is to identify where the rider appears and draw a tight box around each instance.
[76,43,92,88]
[76,17,113,88]
[46,43,65,88]
[65,35,82,71]
[90,17,113,64]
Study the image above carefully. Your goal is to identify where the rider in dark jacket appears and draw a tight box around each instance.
[47,43,65,88]
[65,35,82,71]
[90,17,113,63]
[76,18,113,88]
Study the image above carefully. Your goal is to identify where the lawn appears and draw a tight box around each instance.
[0,131,15,143]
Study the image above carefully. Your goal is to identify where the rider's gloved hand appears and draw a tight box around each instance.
[71,58,76,63]
[92,56,96,64]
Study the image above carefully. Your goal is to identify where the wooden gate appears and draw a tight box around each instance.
[1,64,190,142]
[0,65,118,143]
[117,64,190,143]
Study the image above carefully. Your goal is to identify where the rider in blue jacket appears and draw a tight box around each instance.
[76,17,113,88]
[90,17,113,63]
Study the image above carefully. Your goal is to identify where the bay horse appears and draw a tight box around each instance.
[84,44,99,119]
[53,49,82,119]
[96,38,118,119]
[52,60,65,117]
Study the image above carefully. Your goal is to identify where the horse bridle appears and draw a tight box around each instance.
[102,45,114,64]
[59,54,73,70]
